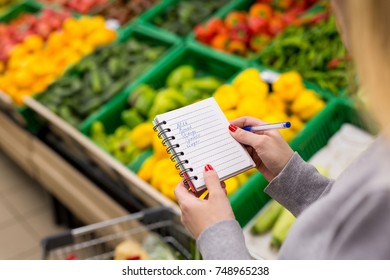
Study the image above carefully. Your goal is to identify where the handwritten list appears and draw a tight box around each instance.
[153,98,255,191]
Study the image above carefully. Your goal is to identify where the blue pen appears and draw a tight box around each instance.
[243,121,291,132]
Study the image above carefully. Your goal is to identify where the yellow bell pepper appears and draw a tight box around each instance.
[267,94,286,114]
[214,84,239,111]
[280,128,297,143]
[291,90,325,120]
[237,97,268,119]
[262,112,289,124]
[130,123,155,150]
[289,115,305,133]
[150,158,176,190]
[235,79,268,102]
[152,133,169,160]
[224,110,240,121]
[273,71,304,102]
[232,68,261,88]
[160,174,182,202]
[137,155,159,182]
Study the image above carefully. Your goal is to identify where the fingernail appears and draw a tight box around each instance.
[229,124,237,132]
[204,164,214,171]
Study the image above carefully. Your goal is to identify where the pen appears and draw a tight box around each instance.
[243,121,291,132]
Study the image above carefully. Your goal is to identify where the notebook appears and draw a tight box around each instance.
[153,97,256,192]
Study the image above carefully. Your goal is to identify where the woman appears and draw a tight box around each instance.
[174,0,390,259]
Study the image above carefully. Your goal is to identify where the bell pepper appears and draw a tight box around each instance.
[166,65,195,88]
[121,108,144,129]
[211,34,230,51]
[229,24,252,44]
[273,71,304,101]
[214,84,239,111]
[130,123,155,150]
[138,156,159,182]
[268,15,285,36]
[194,24,213,44]
[249,3,273,19]
[237,96,268,119]
[129,84,157,117]
[248,16,269,35]
[227,40,247,56]
[224,11,247,29]
[206,18,226,36]
[235,79,268,102]
[291,89,325,120]
[232,68,261,88]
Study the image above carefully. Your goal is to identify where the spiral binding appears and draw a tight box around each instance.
[175,160,188,170]
[162,136,175,146]
[153,120,195,185]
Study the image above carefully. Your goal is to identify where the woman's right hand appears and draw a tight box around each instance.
[229,116,294,182]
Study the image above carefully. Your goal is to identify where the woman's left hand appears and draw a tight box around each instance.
[174,164,235,238]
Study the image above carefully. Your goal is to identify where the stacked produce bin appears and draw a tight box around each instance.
[0,0,365,259]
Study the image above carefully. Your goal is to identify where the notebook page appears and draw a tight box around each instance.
[154,97,255,191]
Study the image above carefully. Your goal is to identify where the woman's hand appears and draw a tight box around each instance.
[229,116,294,182]
[174,164,235,239]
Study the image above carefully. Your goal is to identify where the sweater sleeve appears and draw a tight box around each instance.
[197,220,252,260]
[265,152,335,217]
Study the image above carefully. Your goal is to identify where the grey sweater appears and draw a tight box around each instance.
[197,137,390,259]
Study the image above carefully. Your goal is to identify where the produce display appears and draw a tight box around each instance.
[38,0,160,25]
[36,37,167,126]
[151,0,229,36]
[0,8,70,61]
[259,15,348,93]
[214,68,325,142]
[194,0,322,56]
[0,0,356,258]
[0,16,116,105]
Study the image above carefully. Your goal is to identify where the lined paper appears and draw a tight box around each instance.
[153,97,255,191]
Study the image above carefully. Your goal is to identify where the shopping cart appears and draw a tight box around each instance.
[41,207,199,260]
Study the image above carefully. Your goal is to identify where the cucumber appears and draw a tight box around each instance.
[251,200,284,234]
[270,208,296,248]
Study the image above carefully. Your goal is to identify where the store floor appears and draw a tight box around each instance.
[0,150,66,260]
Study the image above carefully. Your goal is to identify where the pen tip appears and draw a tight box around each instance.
[285,122,291,128]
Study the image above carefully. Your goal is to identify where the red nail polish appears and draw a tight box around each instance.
[229,124,237,132]
[205,164,214,171]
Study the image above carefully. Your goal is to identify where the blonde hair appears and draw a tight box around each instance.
[346,0,390,139]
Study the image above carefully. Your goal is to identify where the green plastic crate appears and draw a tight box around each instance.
[138,0,233,41]
[231,98,372,227]
[80,43,247,172]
